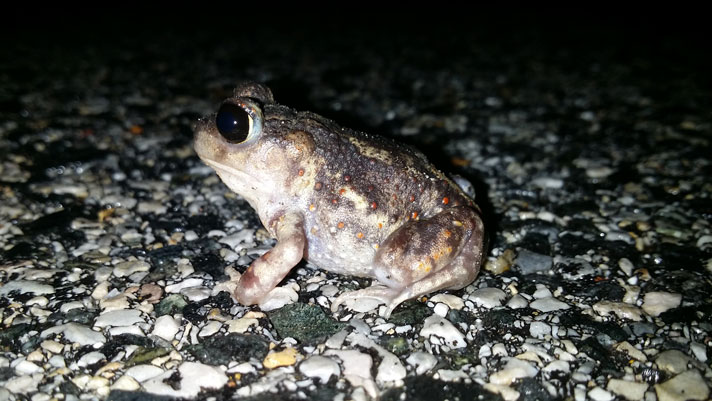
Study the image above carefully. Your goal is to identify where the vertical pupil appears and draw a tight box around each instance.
[216,103,250,143]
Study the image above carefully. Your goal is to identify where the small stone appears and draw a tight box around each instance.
[469,287,506,308]
[4,374,42,394]
[588,386,614,401]
[405,351,437,375]
[618,258,634,276]
[654,370,709,401]
[514,250,553,274]
[530,296,570,312]
[586,166,614,179]
[299,355,340,383]
[489,357,538,385]
[419,315,467,349]
[151,315,181,341]
[198,321,222,337]
[0,280,55,296]
[642,292,681,317]
[125,364,165,382]
[95,309,144,327]
[689,342,707,363]
[324,349,373,380]
[433,302,450,317]
[13,360,42,374]
[506,294,528,309]
[607,379,648,401]
[529,321,551,339]
[614,341,648,362]
[263,347,300,369]
[111,375,140,391]
[593,300,643,321]
[429,294,465,310]
[376,353,406,383]
[227,317,259,333]
[655,350,690,374]
[40,340,64,354]
[165,278,204,293]
[258,286,299,311]
[76,352,105,367]
[41,323,106,346]
[532,284,553,299]
[113,260,150,278]
[137,201,167,215]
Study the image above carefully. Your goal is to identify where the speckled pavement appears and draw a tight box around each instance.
[1,13,710,401]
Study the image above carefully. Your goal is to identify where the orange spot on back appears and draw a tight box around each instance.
[298,169,305,176]
[370,201,378,210]
[309,204,316,212]
[339,188,346,195]
[378,223,383,229]
[337,222,345,229]
[444,230,452,238]
[442,196,449,205]
[357,232,364,239]
[411,211,419,219]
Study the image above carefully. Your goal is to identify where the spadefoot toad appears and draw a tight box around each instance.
[194,82,485,318]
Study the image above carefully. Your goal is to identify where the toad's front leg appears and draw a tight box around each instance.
[234,212,306,305]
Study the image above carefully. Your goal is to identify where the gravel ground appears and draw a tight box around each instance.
[1,12,710,401]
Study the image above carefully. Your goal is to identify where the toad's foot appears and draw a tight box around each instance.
[330,285,405,318]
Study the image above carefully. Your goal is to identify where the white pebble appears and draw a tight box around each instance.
[433,302,450,317]
[655,350,689,374]
[529,321,552,339]
[13,360,42,374]
[405,352,437,375]
[419,315,467,349]
[181,287,211,302]
[95,309,144,327]
[593,301,643,321]
[689,342,707,363]
[506,294,529,309]
[111,375,140,391]
[618,258,634,276]
[41,340,64,354]
[654,370,709,401]
[607,379,648,401]
[530,296,570,312]
[76,352,105,367]
[376,353,406,383]
[469,287,506,308]
[588,386,614,401]
[586,166,614,179]
[0,280,54,296]
[198,321,222,337]
[41,323,106,346]
[152,315,181,341]
[489,357,538,385]
[4,374,42,394]
[543,360,570,373]
[532,284,552,299]
[125,364,165,382]
[165,278,204,293]
[299,355,340,383]
[429,294,465,310]
[258,286,298,311]
[641,292,681,317]
[113,260,150,278]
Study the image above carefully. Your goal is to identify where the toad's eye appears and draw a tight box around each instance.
[216,103,249,143]
[216,102,260,144]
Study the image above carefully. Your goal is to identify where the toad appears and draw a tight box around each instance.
[193,82,485,318]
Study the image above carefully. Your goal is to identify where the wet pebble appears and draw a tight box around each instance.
[94,309,144,328]
[419,315,467,349]
[151,315,181,341]
[606,378,648,401]
[654,369,709,401]
[468,287,506,308]
[642,291,682,317]
[299,355,340,382]
[530,296,570,312]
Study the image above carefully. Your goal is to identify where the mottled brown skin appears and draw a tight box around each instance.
[194,82,485,318]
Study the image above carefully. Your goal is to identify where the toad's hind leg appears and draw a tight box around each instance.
[331,206,485,318]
